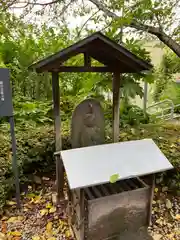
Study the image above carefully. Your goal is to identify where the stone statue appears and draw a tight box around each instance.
[71,99,105,148]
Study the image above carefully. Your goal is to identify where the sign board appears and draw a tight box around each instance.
[0,68,13,117]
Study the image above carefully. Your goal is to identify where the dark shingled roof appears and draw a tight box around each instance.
[30,31,153,73]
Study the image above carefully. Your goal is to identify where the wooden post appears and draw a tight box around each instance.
[52,72,64,199]
[148,174,155,225]
[9,116,21,208]
[84,53,91,66]
[112,72,121,142]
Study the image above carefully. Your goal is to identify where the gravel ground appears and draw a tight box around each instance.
[0,180,179,240]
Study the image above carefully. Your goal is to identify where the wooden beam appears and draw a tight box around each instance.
[51,66,116,73]
[52,72,64,199]
[84,53,91,66]
[112,72,121,142]
[37,66,140,73]
[79,189,85,238]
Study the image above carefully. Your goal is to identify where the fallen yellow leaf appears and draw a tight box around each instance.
[31,196,42,204]
[6,201,16,206]
[46,202,52,209]
[46,222,52,232]
[40,209,48,216]
[32,236,41,240]
[59,219,65,227]
[27,193,35,198]
[52,228,60,235]
[154,207,159,212]
[154,188,158,193]
[7,217,18,223]
[166,199,172,209]
[49,206,56,214]
[166,233,174,238]
[60,224,66,233]
[65,230,71,238]
[9,231,21,236]
[175,214,180,220]
[7,216,23,223]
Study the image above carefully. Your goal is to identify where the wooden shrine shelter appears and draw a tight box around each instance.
[30,32,153,198]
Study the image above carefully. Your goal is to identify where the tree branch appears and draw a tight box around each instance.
[0,0,17,10]
[59,0,75,16]
[10,3,29,9]
[77,10,100,37]
[23,0,61,6]
[89,0,180,57]
[3,0,61,9]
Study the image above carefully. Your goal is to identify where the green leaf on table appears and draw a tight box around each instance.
[110,174,120,183]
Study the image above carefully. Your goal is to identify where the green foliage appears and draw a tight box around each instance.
[1,0,180,60]
[159,83,180,106]
[0,9,154,106]
[153,50,180,103]
[0,123,71,209]
[0,12,72,101]
[0,95,80,126]
[13,97,53,125]
[104,101,149,126]
[121,105,149,125]
[161,51,180,74]
[125,38,151,63]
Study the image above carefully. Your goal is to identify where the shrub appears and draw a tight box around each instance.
[0,123,71,210]
[104,101,149,126]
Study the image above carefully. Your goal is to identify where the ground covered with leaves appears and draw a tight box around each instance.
[149,187,180,240]
[0,179,73,240]
[0,178,179,240]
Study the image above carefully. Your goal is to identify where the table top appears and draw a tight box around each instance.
[61,139,173,189]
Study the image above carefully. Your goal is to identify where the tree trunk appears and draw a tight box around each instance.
[89,0,180,57]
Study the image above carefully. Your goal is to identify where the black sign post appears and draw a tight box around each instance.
[0,68,20,208]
